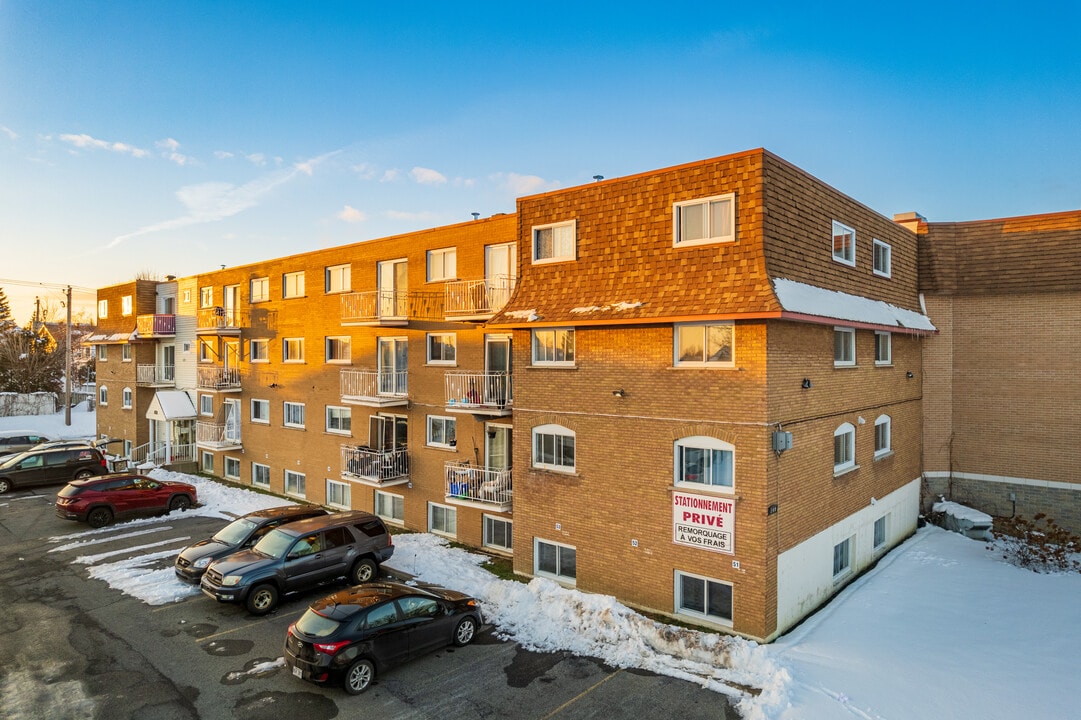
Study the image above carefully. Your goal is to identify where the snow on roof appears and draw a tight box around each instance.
[932,500,994,524]
[570,301,644,314]
[146,391,197,420]
[773,278,936,331]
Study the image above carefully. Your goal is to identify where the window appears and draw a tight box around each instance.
[429,503,457,537]
[834,422,856,474]
[250,277,269,302]
[834,327,856,367]
[873,239,892,277]
[97,299,108,319]
[121,295,133,316]
[326,479,350,509]
[483,516,513,552]
[533,424,575,472]
[832,220,856,266]
[675,571,733,625]
[535,539,576,584]
[282,271,305,298]
[871,334,891,368]
[375,490,405,524]
[122,387,132,409]
[200,394,213,416]
[98,345,109,361]
[98,386,108,406]
[198,339,213,362]
[251,398,270,424]
[325,336,351,363]
[284,402,305,428]
[224,457,240,480]
[426,248,457,281]
[182,290,191,304]
[200,287,213,308]
[201,451,214,473]
[426,333,456,365]
[532,220,576,263]
[325,264,351,293]
[251,462,270,488]
[427,415,456,448]
[675,323,734,366]
[833,537,852,577]
[285,470,306,497]
[283,337,305,363]
[123,439,132,457]
[326,406,351,434]
[673,193,735,246]
[675,436,734,489]
[874,415,891,458]
[531,329,575,365]
[119,343,131,362]
[250,339,268,362]
[873,515,888,549]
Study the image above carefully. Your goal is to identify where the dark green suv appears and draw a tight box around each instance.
[0,446,109,494]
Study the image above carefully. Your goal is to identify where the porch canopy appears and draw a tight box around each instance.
[146,390,197,421]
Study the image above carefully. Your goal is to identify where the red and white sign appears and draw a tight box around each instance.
[672,491,734,554]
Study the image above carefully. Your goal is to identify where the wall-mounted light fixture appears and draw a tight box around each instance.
[269,383,280,388]
[611,388,626,398]
[801,378,812,389]
[906,371,915,379]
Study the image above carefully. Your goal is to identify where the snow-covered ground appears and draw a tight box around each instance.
[5,409,1076,719]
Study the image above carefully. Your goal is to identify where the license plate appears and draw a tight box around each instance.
[293,666,303,678]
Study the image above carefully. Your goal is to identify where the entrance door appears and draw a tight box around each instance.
[485,425,511,471]
[378,260,408,318]
[377,338,407,395]
[485,335,511,406]
[223,399,241,444]
[485,243,516,310]
[161,345,175,382]
[223,285,239,325]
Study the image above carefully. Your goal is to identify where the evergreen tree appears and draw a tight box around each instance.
[0,287,11,328]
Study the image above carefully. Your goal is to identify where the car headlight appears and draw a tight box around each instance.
[194,557,212,569]
[222,575,242,586]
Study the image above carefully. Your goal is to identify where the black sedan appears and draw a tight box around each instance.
[284,581,483,694]
[174,504,328,583]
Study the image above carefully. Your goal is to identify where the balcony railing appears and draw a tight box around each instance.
[340,290,444,325]
[197,365,242,391]
[196,307,243,332]
[136,364,175,387]
[128,441,196,467]
[444,276,515,320]
[136,314,176,337]
[340,445,409,484]
[444,462,512,509]
[340,368,408,406]
[196,422,242,449]
[445,372,512,415]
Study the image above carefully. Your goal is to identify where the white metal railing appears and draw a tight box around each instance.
[340,290,409,323]
[444,462,513,505]
[340,368,408,400]
[196,422,241,448]
[197,365,242,390]
[128,441,195,467]
[340,445,409,482]
[136,364,176,386]
[196,307,242,330]
[444,275,515,318]
[445,372,512,411]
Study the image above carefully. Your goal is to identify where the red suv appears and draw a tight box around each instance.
[55,473,198,528]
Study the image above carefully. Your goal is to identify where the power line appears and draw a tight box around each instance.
[0,277,97,295]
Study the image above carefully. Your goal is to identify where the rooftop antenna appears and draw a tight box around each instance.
[593,175,604,182]
[471,212,480,220]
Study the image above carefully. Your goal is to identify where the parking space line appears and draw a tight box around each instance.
[540,668,622,718]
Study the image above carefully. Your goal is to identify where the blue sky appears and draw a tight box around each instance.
[1,1,1078,322]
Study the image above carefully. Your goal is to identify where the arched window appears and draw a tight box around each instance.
[874,415,891,457]
[834,423,856,473]
[675,436,735,489]
[532,424,575,472]
[98,385,108,406]
[122,387,132,409]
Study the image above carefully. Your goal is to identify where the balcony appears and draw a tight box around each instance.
[340,369,408,407]
[445,372,512,416]
[444,276,515,321]
[197,365,242,391]
[196,307,243,334]
[340,445,409,487]
[444,462,512,511]
[196,422,242,450]
[340,290,444,326]
[136,364,176,387]
[136,314,176,338]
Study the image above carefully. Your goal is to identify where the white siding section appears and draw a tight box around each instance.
[775,478,919,636]
[174,277,199,393]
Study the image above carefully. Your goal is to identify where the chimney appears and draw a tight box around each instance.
[893,211,926,234]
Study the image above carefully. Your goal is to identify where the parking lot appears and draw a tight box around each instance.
[0,489,739,720]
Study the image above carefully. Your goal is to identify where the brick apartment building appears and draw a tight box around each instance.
[90,148,1078,642]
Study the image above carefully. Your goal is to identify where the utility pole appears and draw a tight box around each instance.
[65,285,72,426]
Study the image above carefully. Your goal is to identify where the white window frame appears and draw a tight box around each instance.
[123,439,132,457]
[873,514,889,550]
[224,456,240,480]
[250,277,269,303]
[873,239,892,278]
[834,422,856,475]
[326,479,351,509]
[483,515,513,552]
[199,287,213,308]
[98,385,108,406]
[97,299,108,319]
[874,331,892,365]
[282,271,305,299]
[674,436,735,491]
[833,536,853,578]
[121,344,132,362]
[832,220,856,266]
[98,345,109,361]
[534,538,576,585]
[198,339,213,363]
[375,490,405,525]
[284,401,305,429]
[121,295,133,316]
[674,322,735,367]
[325,336,351,364]
[834,327,856,367]
[674,570,733,626]
[201,451,214,473]
[426,247,457,282]
[673,192,736,247]
[531,220,576,264]
[122,387,132,409]
[428,502,458,538]
[250,398,270,424]
[284,470,306,498]
[325,405,352,435]
[532,423,576,473]
[426,415,457,449]
[426,333,457,365]
[283,337,305,363]
[874,415,892,458]
[250,339,268,363]
[251,462,270,488]
[325,264,351,294]
[531,328,575,366]
[199,394,213,416]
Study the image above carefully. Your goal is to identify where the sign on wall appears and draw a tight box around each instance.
[673,491,735,554]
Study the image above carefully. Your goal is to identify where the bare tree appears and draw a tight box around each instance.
[134,269,162,281]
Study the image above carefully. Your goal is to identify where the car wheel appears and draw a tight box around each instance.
[74,469,93,480]
[0,478,10,494]
[169,495,192,512]
[453,616,477,646]
[245,584,279,615]
[343,658,375,695]
[87,507,113,528]
[350,558,378,584]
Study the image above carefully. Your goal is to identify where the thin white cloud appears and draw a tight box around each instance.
[410,166,447,185]
[338,205,366,223]
[246,153,266,166]
[213,150,234,160]
[491,172,559,196]
[351,162,378,180]
[156,138,196,166]
[0,126,17,140]
[59,133,150,158]
[381,169,401,182]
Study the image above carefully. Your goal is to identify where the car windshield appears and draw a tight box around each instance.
[252,528,294,558]
[211,518,260,545]
[0,452,28,469]
[295,609,342,638]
